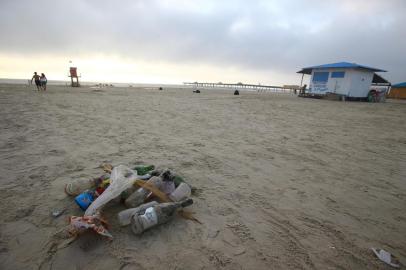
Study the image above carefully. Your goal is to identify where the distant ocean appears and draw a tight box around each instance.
[0,78,276,92]
[0,78,186,89]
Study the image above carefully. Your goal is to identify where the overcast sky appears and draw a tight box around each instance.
[0,0,405,84]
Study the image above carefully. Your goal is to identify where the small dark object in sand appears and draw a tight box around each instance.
[193,90,201,93]
[234,90,239,95]
[161,169,174,182]
[150,169,163,176]
[159,87,163,90]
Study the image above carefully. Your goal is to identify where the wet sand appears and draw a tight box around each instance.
[0,84,405,269]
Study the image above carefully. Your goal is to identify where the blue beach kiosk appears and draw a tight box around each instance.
[297,62,390,100]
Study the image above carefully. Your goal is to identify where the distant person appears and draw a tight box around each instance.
[40,73,47,91]
[300,84,307,95]
[31,72,41,91]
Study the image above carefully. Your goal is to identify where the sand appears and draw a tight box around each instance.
[0,84,405,270]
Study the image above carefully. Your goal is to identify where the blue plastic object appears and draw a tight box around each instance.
[75,192,94,211]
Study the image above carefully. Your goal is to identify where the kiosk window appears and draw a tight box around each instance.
[331,71,345,78]
[313,72,329,82]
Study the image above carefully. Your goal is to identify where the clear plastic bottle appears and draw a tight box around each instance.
[125,176,163,208]
[65,174,109,196]
[131,199,193,235]
[65,179,95,196]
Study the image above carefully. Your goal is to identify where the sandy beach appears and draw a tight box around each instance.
[0,84,405,269]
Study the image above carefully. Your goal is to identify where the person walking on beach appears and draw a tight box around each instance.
[40,73,47,91]
[31,72,41,91]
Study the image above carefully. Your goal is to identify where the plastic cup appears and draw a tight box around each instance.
[169,183,191,202]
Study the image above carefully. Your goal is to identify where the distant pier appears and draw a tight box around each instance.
[183,82,299,93]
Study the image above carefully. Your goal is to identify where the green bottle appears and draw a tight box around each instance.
[173,175,196,194]
[133,165,155,176]
[173,175,185,187]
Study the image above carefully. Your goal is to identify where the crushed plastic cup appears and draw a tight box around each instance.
[169,182,191,202]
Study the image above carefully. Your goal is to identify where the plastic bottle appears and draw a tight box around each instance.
[131,199,193,235]
[125,176,163,208]
[161,180,175,195]
[65,179,96,196]
[169,182,191,202]
[159,169,175,195]
[121,185,138,201]
[65,174,109,196]
[120,174,150,201]
[172,175,196,194]
[117,201,159,226]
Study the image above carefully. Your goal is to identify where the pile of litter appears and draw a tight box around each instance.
[63,163,199,239]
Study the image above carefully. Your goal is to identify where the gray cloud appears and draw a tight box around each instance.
[0,0,405,82]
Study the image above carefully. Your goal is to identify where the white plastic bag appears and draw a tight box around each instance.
[85,165,137,216]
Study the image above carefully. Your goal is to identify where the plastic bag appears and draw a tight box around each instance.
[85,165,137,216]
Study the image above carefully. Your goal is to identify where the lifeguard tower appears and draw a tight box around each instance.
[69,67,80,87]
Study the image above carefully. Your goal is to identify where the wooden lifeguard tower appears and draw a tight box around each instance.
[69,67,80,87]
